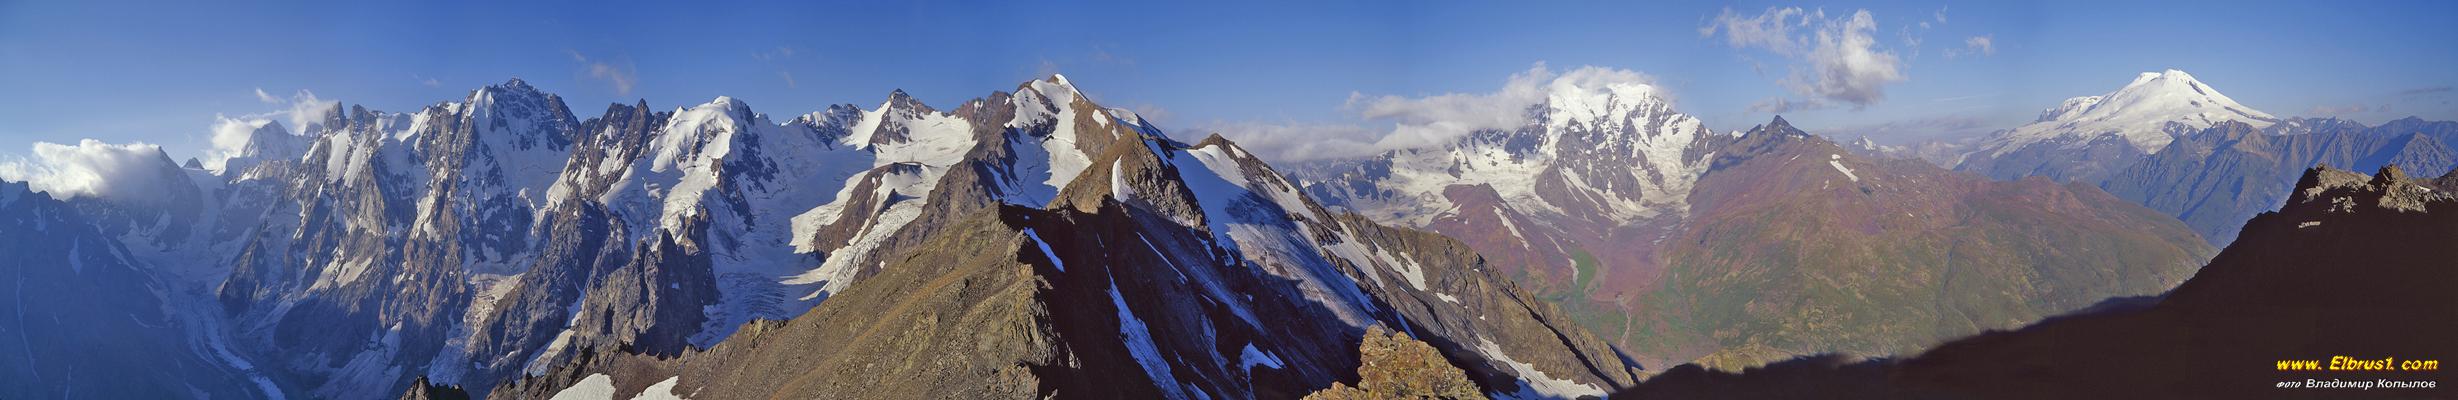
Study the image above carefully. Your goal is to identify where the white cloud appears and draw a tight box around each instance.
[753,46,798,61]
[1194,121,1385,163]
[279,90,338,132]
[1750,97,1830,114]
[1703,7,1908,108]
[0,139,181,201]
[1947,35,1995,59]
[778,70,798,88]
[204,116,279,171]
[239,89,336,138]
[1211,63,1663,162]
[198,88,334,171]
[1345,64,1553,149]
[567,50,638,96]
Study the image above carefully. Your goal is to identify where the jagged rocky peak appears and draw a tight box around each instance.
[882,88,933,113]
[462,76,580,150]
[2290,164,2450,212]
[1753,115,1807,137]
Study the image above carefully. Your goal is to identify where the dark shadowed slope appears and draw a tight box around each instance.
[1616,165,2458,399]
[0,180,265,398]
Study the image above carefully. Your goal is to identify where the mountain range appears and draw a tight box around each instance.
[1,76,1647,399]
[0,70,2449,399]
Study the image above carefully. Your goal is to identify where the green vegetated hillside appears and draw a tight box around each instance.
[1629,118,2213,369]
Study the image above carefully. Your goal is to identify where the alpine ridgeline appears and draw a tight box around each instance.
[7,76,1637,399]
[1618,165,2458,399]
[1293,69,2214,370]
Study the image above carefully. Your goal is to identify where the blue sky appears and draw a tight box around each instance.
[2,0,2453,162]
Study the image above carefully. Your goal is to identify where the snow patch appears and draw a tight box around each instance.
[1476,336,1605,399]
[548,373,616,400]
[1109,279,1187,400]
[1238,343,1287,372]
[1828,159,1859,182]
[633,376,690,400]
[1021,228,1064,272]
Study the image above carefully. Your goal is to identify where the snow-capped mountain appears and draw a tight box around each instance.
[1313,78,1717,227]
[1958,69,2279,182]
[1298,77,1729,313]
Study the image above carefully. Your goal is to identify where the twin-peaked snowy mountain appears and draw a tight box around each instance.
[4,76,1643,399]
[1956,69,2280,183]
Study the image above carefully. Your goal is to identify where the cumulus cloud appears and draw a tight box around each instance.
[567,50,638,96]
[0,140,182,201]
[1344,64,1554,149]
[1702,7,1908,108]
[254,88,282,104]
[1210,63,1663,162]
